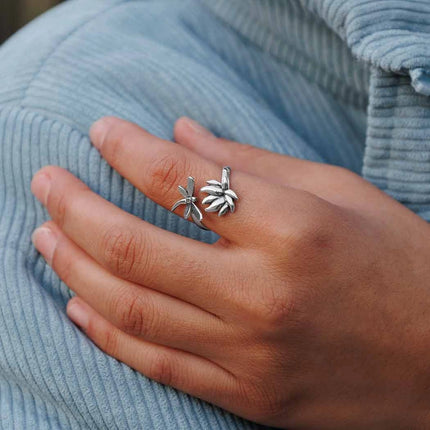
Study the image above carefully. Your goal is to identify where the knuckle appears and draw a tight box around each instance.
[50,239,74,286]
[262,290,294,329]
[96,325,120,356]
[51,191,68,229]
[238,261,304,332]
[147,151,188,198]
[236,380,286,423]
[48,184,90,229]
[330,165,357,180]
[236,144,270,170]
[239,143,260,158]
[111,290,156,338]
[278,220,336,280]
[102,125,129,166]
[294,216,333,251]
[149,352,175,387]
[330,165,368,189]
[101,226,144,279]
[250,287,294,330]
[252,397,286,423]
[278,201,341,264]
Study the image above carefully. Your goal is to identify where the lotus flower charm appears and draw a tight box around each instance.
[171,176,208,230]
[201,167,238,216]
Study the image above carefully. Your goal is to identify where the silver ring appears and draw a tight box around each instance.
[200,166,238,216]
[171,176,208,230]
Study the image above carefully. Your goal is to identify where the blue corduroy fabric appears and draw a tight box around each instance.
[0,0,428,428]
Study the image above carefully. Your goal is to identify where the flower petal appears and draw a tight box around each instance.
[200,185,223,196]
[206,180,222,187]
[225,195,235,212]
[225,189,238,200]
[205,197,226,212]
[202,195,219,205]
[218,202,230,216]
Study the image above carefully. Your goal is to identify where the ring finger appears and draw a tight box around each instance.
[32,221,229,358]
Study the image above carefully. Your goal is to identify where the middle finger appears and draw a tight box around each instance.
[31,166,231,314]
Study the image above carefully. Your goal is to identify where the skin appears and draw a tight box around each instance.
[30,116,430,429]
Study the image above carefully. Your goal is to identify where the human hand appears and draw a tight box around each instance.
[31,117,430,429]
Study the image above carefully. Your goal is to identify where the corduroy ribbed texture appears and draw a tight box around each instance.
[0,0,428,428]
[203,0,430,219]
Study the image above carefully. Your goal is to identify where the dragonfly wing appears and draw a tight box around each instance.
[186,177,195,196]
[225,189,238,200]
[171,198,186,212]
[191,203,203,221]
[218,202,230,216]
[184,204,192,220]
[178,185,188,198]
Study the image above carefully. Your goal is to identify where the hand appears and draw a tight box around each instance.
[31,117,430,429]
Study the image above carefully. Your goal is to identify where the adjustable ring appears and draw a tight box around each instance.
[200,166,238,216]
[171,167,238,230]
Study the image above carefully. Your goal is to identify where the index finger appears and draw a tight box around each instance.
[90,117,282,244]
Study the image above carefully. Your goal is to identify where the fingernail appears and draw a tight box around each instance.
[31,226,58,265]
[31,172,51,206]
[184,118,213,137]
[67,302,89,330]
[90,117,113,149]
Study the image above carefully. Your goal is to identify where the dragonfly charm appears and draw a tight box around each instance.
[201,166,238,216]
[171,176,208,230]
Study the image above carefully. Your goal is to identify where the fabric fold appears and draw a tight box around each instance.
[300,0,430,97]
[312,0,430,217]
[202,0,430,219]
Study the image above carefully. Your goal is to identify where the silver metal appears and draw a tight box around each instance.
[201,166,238,216]
[171,176,208,230]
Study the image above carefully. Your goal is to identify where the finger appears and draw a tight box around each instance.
[31,166,232,313]
[67,297,239,411]
[32,221,228,357]
[89,116,284,242]
[174,117,324,185]
[174,117,380,210]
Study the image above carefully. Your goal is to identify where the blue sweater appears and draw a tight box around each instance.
[0,0,429,428]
